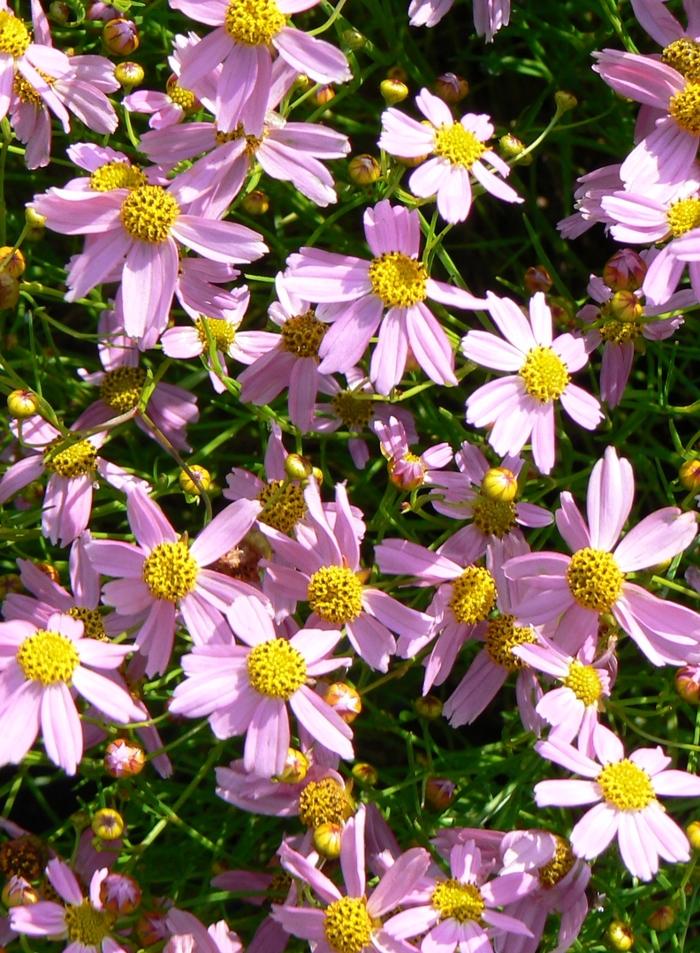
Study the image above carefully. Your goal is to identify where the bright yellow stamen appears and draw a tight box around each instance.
[224,0,285,46]
[297,777,353,828]
[0,12,30,58]
[196,317,236,352]
[64,902,112,945]
[43,440,97,478]
[246,638,307,698]
[168,83,197,111]
[120,185,180,242]
[519,346,569,402]
[281,310,327,358]
[670,81,700,135]
[323,897,374,953]
[331,391,373,430]
[257,480,306,534]
[90,161,147,192]
[566,547,623,612]
[431,879,485,922]
[100,367,147,414]
[663,39,700,82]
[597,759,655,811]
[434,123,486,168]
[449,567,497,625]
[538,836,575,888]
[485,614,536,671]
[142,540,198,602]
[16,630,79,686]
[471,495,517,537]
[667,197,700,237]
[307,565,363,624]
[563,660,603,706]
[368,252,428,308]
[68,607,107,641]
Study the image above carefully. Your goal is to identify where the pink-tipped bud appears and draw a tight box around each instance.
[679,459,700,491]
[313,85,335,105]
[414,695,443,719]
[348,154,381,185]
[241,190,270,215]
[7,389,38,419]
[105,738,146,778]
[313,822,343,858]
[100,872,142,914]
[425,777,456,810]
[2,876,39,908]
[434,72,469,103]
[603,249,647,292]
[647,905,675,931]
[352,762,378,786]
[524,265,552,295]
[606,290,643,324]
[607,921,634,951]
[275,747,309,784]
[323,682,362,723]
[675,667,700,704]
[87,1,119,20]
[103,18,140,55]
[115,61,145,88]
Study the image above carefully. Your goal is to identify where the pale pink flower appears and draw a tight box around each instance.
[462,292,603,474]
[631,0,700,51]
[216,756,346,819]
[408,0,511,40]
[380,89,521,222]
[557,163,622,239]
[535,726,700,881]
[123,32,207,129]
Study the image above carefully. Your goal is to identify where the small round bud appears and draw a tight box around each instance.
[554,90,577,113]
[7,389,38,418]
[313,84,335,105]
[425,777,456,810]
[48,2,71,24]
[105,738,146,778]
[103,18,140,55]
[647,905,675,931]
[686,819,700,849]
[275,747,309,784]
[0,272,20,309]
[679,459,700,491]
[499,133,530,163]
[323,682,362,723]
[481,467,518,502]
[414,695,443,719]
[434,72,468,103]
[675,667,700,704]
[352,762,378,786]
[2,876,39,908]
[524,265,552,295]
[606,290,643,324]
[179,465,211,495]
[313,822,343,859]
[380,78,409,105]
[603,249,647,292]
[115,61,145,88]
[348,154,381,185]
[386,66,408,83]
[100,872,142,914]
[136,910,169,947]
[293,73,311,91]
[0,247,25,278]
[311,466,324,484]
[241,190,270,215]
[25,206,46,229]
[342,28,366,50]
[607,921,634,951]
[284,453,313,481]
[91,808,125,841]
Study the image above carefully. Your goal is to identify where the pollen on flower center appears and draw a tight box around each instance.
[281,310,328,358]
[90,161,147,192]
[246,638,307,699]
[100,366,147,414]
[431,879,485,923]
[0,12,30,58]
[519,346,569,402]
[120,185,180,243]
[13,72,42,106]
[196,316,236,352]
[670,81,700,135]
[563,660,603,705]
[368,252,428,308]
[257,480,306,534]
[566,547,623,612]
[485,614,536,670]
[434,122,487,168]
[667,196,700,237]
[331,391,373,431]
[597,759,655,811]
[323,897,374,953]
[224,0,286,46]
[16,629,80,686]
[168,83,197,111]
[449,566,497,625]
[142,540,198,602]
[663,39,700,83]
[298,777,352,828]
[307,565,363,624]
[68,606,107,641]
[43,439,97,478]
[538,836,575,888]
[64,901,112,946]
[471,495,517,537]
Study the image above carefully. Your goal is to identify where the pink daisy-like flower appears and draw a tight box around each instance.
[408,0,511,41]
[374,415,452,491]
[379,88,521,223]
[171,0,351,135]
[169,594,353,777]
[123,32,206,130]
[285,199,485,395]
[0,612,141,774]
[504,445,700,664]
[86,486,262,676]
[534,725,700,881]
[631,0,700,46]
[462,292,603,475]
[557,162,623,240]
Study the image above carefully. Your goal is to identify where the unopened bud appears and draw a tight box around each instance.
[425,777,456,810]
[7,389,38,418]
[0,247,25,278]
[105,738,146,778]
[115,61,145,88]
[313,84,335,105]
[323,682,362,723]
[481,467,518,502]
[25,206,46,240]
[647,905,675,931]
[36,562,60,583]
[380,78,408,105]
[2,876,39,907]
[607,921,634,951]
[341,28,366,50]
[524,265,552,295]
[675,667,700,703]
[414,695,443,719]
[686,819,700,849]
[434,72,468,103]
[603,249,647,292]
[311,466,323,484]
[606,290,643,324]
[554,90,577,113]
[679,459,700,491]
[179,465,211,495]
[241,190,270,215]
[275,747,309,784]
[91,808,125,841]
[48,1,71,22]
[313,822,343,858]
[284,453,313,481]
[352,762,378,786]
[386,66,408,83]
[293,74,311,91]
[100,872,142,914]
[348,154,381,185]
[0,272,19,309]
[103,18,140,55]
[499,133,530,163]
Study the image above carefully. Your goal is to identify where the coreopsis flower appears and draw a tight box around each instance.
[86,486,262,675]
[169,593,353,777]
[123,32,204,129]
[631,0,700,46]
[504,445,700,664]
[534,726,700,881]
[10,860,128,953]
[285,199,486,395]
[462,292,603,474]
[557,162,623,240]
[379,89,521,222]
[0,612,141,774]
[374,415,452,491]
[408,0,511,41]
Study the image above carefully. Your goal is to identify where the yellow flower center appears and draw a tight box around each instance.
[43,440,97,478]
[307,565,363,625]
[471,495,517,537]
[196,316,236,352]
[566,547,624,612]
[64,901,112,946]
[519,346,570,402]
[599,319,642,346]
[257,480,306,534]
[667,196,700,237]
[0,11,30,58]
[323,897,374,953]
[431,879,485,923]
[331,391,373,430]
[563,660,603,706]
[68,606,107,641]
[449,566,497,625]
[90,161,147,192]
[16,630,80,686]
[168,83,197,111]
[662,39,700,82]
[281,310,328,358]
[142,540,198,602]
[670,81,700,135]
[538,836,575,888]
[246,638,307,699]
[224,0,286,46]
[368,252,428,308]
[99,366,147,414]
[13,71,47,106]
[433,122,487,168]
[120,185,180,243]
[485,614,537,671]
[596,759,655,811]
[298,777,352,828]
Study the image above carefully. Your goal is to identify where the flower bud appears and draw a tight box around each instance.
[136,910,169,947]
[679,459,700,491]
[284,453,313,481]
[105,738,146,778]
[675,667,700,704]
[91,808,125,841]
[323,682,362,723]
[100,872,142,914]
[313,85,335,105]
[274,747,309,784]
[115,61,145,88]
[607,921,634,951]
[425,777,456,810]
[434,72,469,103]
[554,90,577,113]
[313,822,343,858]
[36,562,60,583]
[241,190,270,215]
[7,389,38,418]
[0,247,25,278]
[380,78,408,105]
[481,467,518,502]
[524,265,552,295]
[103,18,140,55]
[179,465,211,495]
[49,2,71,24]
[293,74,311,91]
[499,133,531,163]
[352,762,378,786]
[342,28,366,50]
[603,249,647,292]
[25,206,45,241]
[386,66,408,83]
[686,819,700,849]
[348,154,381,185]
[647,905,675,931]
[606,290,643,324]
[414,695,443,719]
[0,272,20,309]
[2,876,39,908]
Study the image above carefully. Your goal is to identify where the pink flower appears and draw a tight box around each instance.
[379,89,521,222]
[285,199,485,394]
[123,32,204,129]
[0,612,141,774]
[534,726,700,881]
[408,0,511,40]
[557,162,622,240]
[505,445,700,664]
[631,0,700,52]
[462,292,603,474]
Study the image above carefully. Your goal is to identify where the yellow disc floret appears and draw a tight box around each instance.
[257,480,307,534]
[369,252,428,308]
[297,777,353,828]
[323,897,374,953]
[485,614,536,671]
[168,83,197,111]
[281,310,328,358]
[538,836,575,888]
[43,440,97,478]
[670,81,700,135]
[597,759,655,811]
[667,196,700,237]
[566,547,624,612]
[224,0,285,46]
[449,566,497,625]
[100,366,147,414]
[307,565,363,624]
[563,660,603,706]
[0,12,30,58]
[16,630,80,686]
[434,123,487,168]
[519,346,570,402]
[663,39,700,82]
[431,879,485,923]
[90,161,147,192]
[196,316,236,352]
[64,902,112,946]
[68,606,107,641]
[120,185,180,242]
[471,495,517,538]
[246,637,307,698]
[331,391,373,431]
[142,540,198,602]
